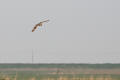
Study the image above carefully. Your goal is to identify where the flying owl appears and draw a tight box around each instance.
[32,20,49,32]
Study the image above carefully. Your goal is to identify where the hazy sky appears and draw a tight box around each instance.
[0,0,120,63]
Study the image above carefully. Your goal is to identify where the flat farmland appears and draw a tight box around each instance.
[0,64,120,80]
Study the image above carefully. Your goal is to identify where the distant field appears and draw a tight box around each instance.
[0,64,120,80]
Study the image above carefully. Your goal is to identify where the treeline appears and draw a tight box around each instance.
[0,63,120,69]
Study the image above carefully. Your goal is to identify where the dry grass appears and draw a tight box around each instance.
[38,76,113,80]
[0,76,115,80]
[0,73,116,80]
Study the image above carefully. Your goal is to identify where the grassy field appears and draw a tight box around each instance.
[0,64,120,80]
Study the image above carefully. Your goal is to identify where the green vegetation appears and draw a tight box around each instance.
[0,64,120,80]
[0,63,120,69]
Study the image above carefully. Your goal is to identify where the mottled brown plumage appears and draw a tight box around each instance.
[32,20,49,32]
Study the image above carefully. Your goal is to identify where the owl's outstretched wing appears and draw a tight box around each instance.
[42,20,50,23]
[32,24,39,32]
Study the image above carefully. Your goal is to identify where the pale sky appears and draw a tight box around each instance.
[0,0,120,63]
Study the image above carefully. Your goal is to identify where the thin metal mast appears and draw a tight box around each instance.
[32,49,34,64]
